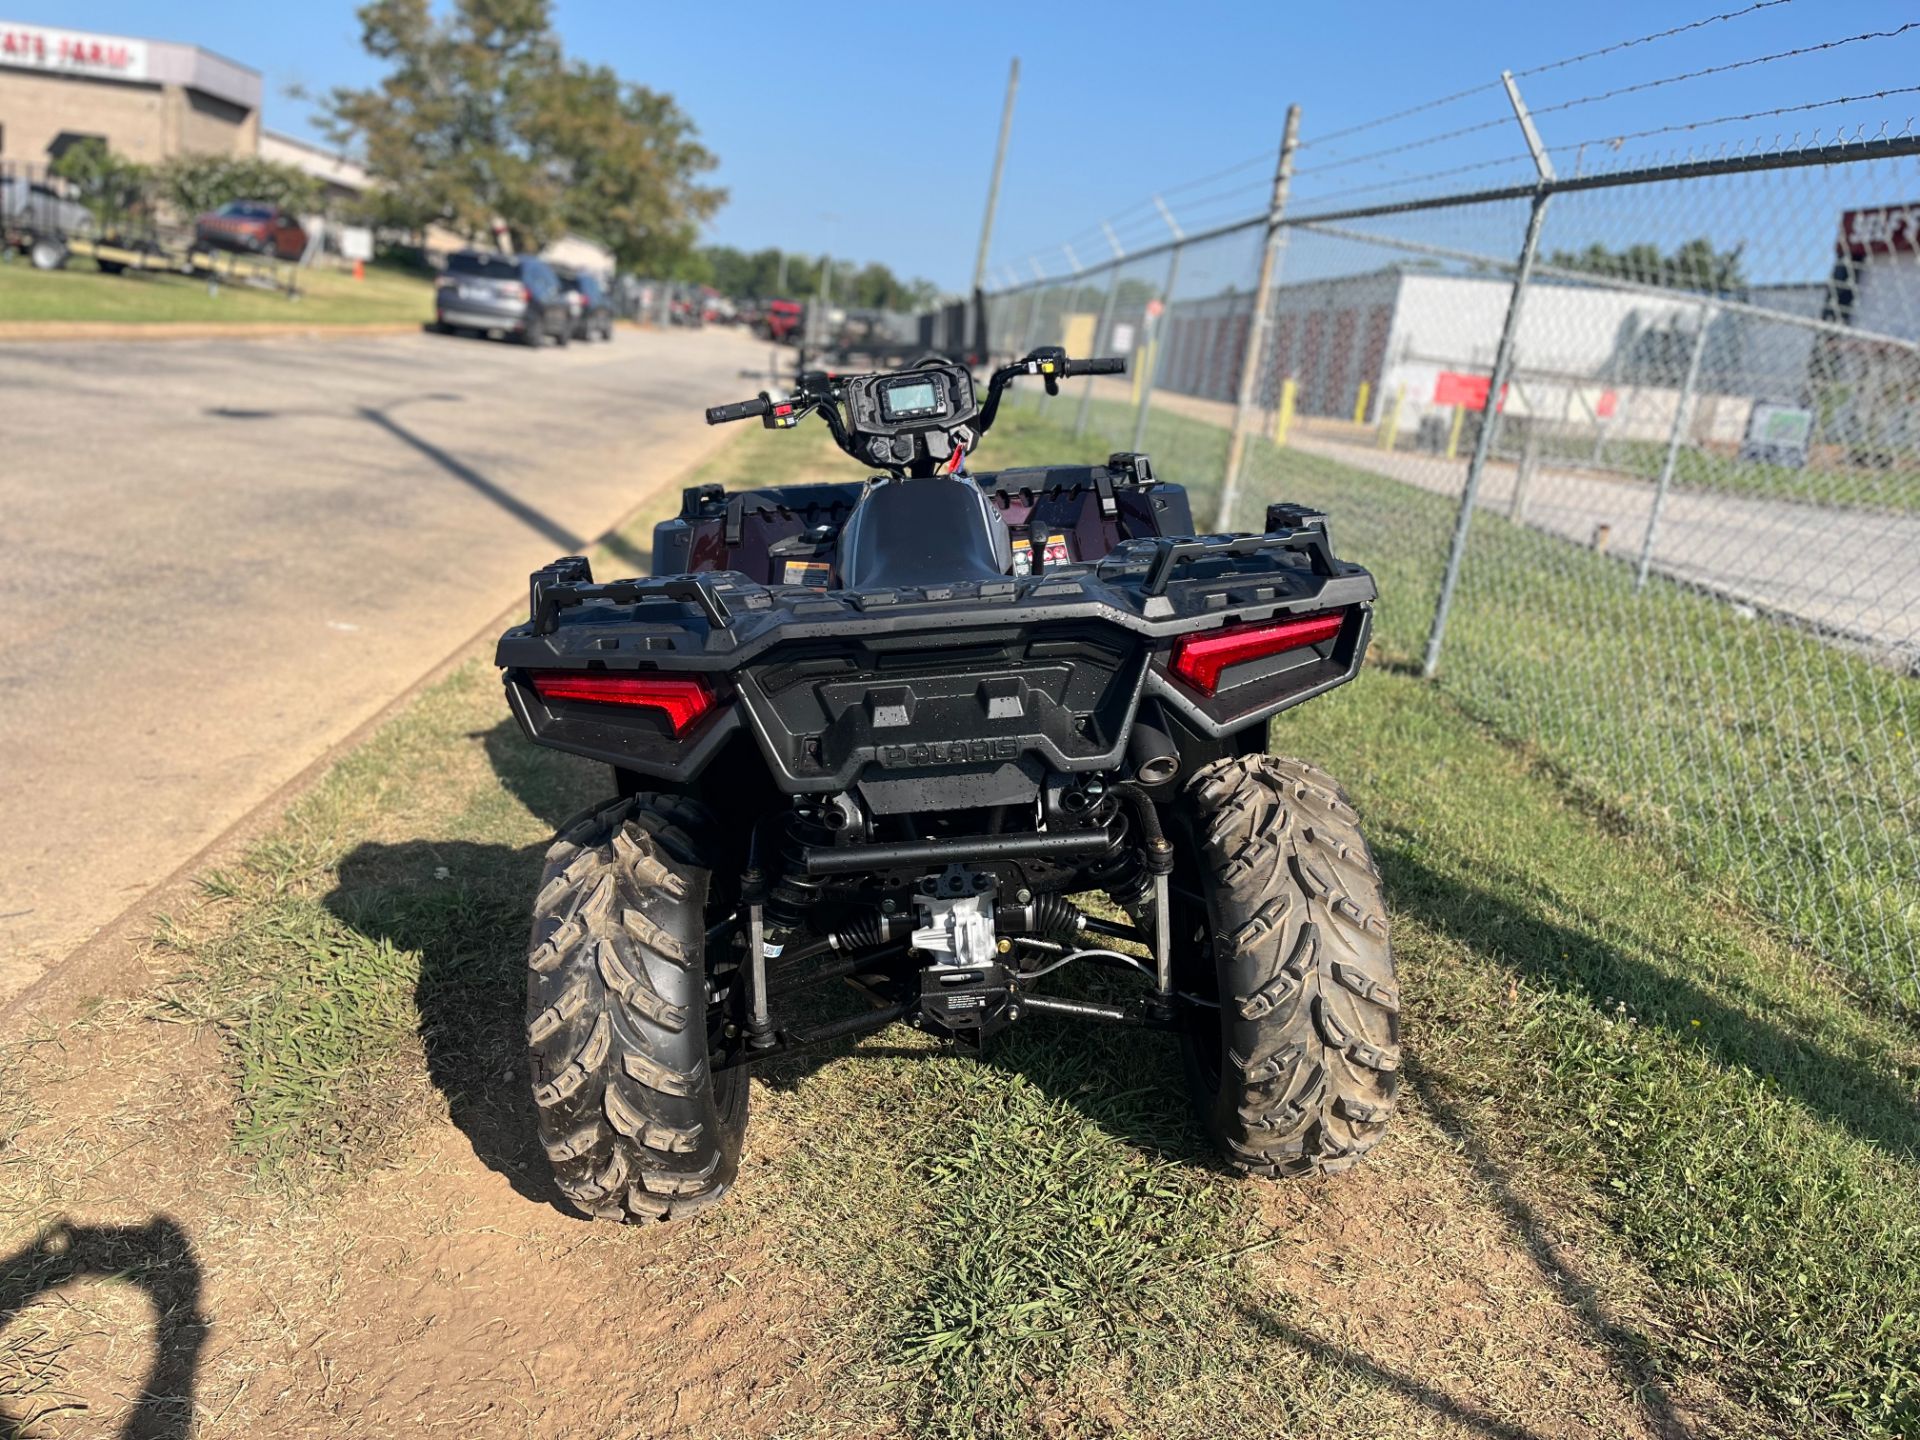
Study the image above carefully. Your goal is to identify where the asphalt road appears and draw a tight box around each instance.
[1291,432,1920,667]
[0,324,766,1003]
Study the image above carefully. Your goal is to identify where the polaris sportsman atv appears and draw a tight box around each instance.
[496,348,1398,1222]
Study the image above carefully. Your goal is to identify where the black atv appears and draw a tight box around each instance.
[495,347,1398,1222]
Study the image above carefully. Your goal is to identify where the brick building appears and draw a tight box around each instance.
[0,19,260,165]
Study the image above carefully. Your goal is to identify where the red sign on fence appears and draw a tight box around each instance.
[1433,371,1509,411]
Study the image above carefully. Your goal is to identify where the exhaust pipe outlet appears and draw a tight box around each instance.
[1126,724,1180,790]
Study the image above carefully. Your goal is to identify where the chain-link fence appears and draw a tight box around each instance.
[968,130,1920,1011]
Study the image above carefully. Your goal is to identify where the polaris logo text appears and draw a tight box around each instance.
[877,739,1019,767]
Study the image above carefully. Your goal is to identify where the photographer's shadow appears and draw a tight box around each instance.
[0,1217,206,1440]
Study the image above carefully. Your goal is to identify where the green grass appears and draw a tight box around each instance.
[0,253,434,325]
[1046,394,1920,1013]
[119,412,1920,1437]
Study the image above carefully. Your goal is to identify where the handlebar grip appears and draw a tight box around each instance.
[705,396,770,425]
[1062,356,1126,376]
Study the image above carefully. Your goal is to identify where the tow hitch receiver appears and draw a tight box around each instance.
[920,962,1016,1046]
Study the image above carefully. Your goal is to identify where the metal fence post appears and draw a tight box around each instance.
[1131,243,1181,454]
[1074,260,1123,437]
[1017,277,1044,359]
[1422,72,1554,679]
[1216,105,1301,532]
[1635,299,1713,590]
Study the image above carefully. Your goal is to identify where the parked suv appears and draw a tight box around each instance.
[558,267,615,342]
[435,251,572,346]
[194,201,307,261]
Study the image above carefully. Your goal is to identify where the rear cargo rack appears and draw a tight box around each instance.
[530,556,734,634]
[1134,521,1338,597]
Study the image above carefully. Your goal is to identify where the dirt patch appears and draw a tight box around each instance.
[1242,1084,1700,1439]
[0,1008,822,1440]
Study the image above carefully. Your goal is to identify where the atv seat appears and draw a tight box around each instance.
[836,475,1015,591]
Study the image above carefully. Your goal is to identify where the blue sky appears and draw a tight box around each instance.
[13,1,1920,290]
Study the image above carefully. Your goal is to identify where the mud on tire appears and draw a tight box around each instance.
[1179,755,1399,1177]
[525,793,746,1221]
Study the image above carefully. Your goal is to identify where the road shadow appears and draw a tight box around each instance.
[203,398,654,577]
[1376,843,1920,1160]
[0,1217,207,1440]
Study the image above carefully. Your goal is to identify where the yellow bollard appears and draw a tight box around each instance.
[1445,404,1465,459]
[1131,341,1154,406]
[1379,385,1406,451]
[1352,380,1371,426]
[1272,377,1297,447]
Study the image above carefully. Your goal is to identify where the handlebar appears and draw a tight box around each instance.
[705,396,770,425]
[1062,356,1125,376]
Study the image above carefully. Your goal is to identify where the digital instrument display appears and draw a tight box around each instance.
[879,377,941,420]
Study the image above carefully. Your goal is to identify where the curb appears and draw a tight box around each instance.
[0,423,743,1031]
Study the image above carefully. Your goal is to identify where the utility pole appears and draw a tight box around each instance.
[971,58,1020,298]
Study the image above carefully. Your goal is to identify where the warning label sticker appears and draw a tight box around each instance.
[1010,531,1071,576]
[781,559,832,587]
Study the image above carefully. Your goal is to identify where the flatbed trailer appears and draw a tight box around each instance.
[3,226,302,297]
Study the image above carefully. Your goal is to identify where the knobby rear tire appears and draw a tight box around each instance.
[1180,755,1400,1177]
[525,794,747,1222]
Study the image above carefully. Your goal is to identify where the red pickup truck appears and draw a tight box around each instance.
[760,298,803,343]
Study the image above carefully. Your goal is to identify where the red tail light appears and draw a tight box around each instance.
[528,671,715,736]
[514,283,530,302]
[1169,610,1346,697]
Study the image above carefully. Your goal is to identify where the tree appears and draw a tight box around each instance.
[156,154,321,219]
[324,0,722,263]
[530,61,723,273]
[687,245,944,308]
[1547,236,1747,293]
[48,138,149,231]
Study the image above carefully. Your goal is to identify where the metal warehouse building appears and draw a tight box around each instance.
[1145,265,1873,447]
[0,18,260,164]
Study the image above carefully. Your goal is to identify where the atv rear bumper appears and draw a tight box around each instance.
[497,514,1376,792]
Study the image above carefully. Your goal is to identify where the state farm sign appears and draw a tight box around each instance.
[1840,203,1920,258]
[0,23,149,80]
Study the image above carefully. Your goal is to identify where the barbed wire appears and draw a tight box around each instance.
[1299,0,1798,152]
[994,12,1908,278]
[1514,0,1797,78]
[1290,22,1920,181]
[1529,22,1920,120]
[1291,153,1540,210]
[1283,86,1920,215]
[1557,84,1920,153]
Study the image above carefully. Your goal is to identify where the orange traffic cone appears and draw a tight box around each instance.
[353,258,365,281]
